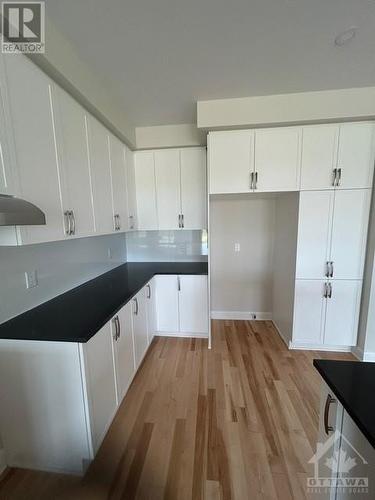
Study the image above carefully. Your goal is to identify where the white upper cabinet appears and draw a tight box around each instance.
[180,148,207,229]
[300,125,339,190]
[86,116,114,235]
[209,130,254,194]
[324,280,361,346]
[154,149,180,230]
[134,151,158,230]
[109,134,129,232]
[125,147,137,230]
[52,85,95,239]
[178,275,208,334]
[4,55,64,244]
[329,189,370,280]
[336,123,375,189]
[301,122,375,190]
[296,191,334,280]
[254,127,301,192]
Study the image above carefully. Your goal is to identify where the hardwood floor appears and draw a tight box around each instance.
[0,320,354,500]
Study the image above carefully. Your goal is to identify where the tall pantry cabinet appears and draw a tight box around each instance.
[208,122,375,350]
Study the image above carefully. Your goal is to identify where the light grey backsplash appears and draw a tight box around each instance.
[126,230,208,262]
[0,233,127,324]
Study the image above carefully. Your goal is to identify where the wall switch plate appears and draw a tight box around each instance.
[25,270,38,289]
[234,243,241,252]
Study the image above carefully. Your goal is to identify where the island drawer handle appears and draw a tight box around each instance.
[324,394,336,435]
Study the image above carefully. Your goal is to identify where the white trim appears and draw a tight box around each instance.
[363,351,375,362]
[351,345,364,361]
[0,448,6,475]
[155,331,208,339]
[272,320,290,348]
[210,311,272,321]
[289,341,352,352]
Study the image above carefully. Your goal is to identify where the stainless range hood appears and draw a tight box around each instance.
[0,194,46,226]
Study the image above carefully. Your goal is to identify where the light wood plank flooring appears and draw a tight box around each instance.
[0,320,354,499]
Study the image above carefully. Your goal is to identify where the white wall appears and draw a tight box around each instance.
[136,124,206,149]
[210,194,275,318]
[0,234,126,324]
[197,87,375,130]
[272,193,299,344]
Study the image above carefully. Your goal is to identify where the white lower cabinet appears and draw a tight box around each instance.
[82,322,118,455]
[111,302,135,404]
[132,288,149,367]
[154,275,208,337]
[293,279,362,348]
[145,279,157,342]
[315,382,375,500]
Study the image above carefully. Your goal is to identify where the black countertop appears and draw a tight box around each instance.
[314,359,375,449]
[0,262,208,343]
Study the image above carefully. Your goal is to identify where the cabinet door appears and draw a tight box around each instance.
[329,190,370,280]
[0,67,16,196]
[337,123,375,189]
[154,149,180,230]
[314,382,344,500]
[52,86,95,238]
[293,280,326,345]
[178,275,208,334]
[109,134,129,232]
[145,279,156,342]
[125,147,137,230]
[180,148,207,229]
[337,411,375,499]
[134,151,157,230]
[132,289,149,368]
[86,117,114,235]
[154,275,179,332]
[254,127,301,192]
[324,280,361,346]
[209,130,254,194]
[4,54,64,244]
[296,191,334,279]
[112,303,135,403]
[84,322,118,454]
[300,125,339,190]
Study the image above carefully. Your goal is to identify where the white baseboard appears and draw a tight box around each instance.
[289,341,352,352]
[211,311,272,321]
[155,331,208,339]
[272,321,290,348]
[0,448,6,475]
[363,351,375,362]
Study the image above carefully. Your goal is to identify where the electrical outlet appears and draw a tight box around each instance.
[25,270,38,289]
[234,243,241,252]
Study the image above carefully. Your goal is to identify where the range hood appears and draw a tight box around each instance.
[0,194,46,226]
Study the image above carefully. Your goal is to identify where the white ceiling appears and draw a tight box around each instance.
[45,0,375,127]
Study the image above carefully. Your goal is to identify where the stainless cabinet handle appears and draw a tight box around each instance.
[116,316,121,339]
[324,394,336,435]
[147,284,151,299]
[328,282,332,298]
[177,276,181,292]
[337,168,342,187]
[181,214,184,229]
[112,315,119,340]
[70,210,76,235]
[117,215,121,230]
[114,214,118,231]
[64,211,71,236]
[133,297,139,315]
[323,282,328,298]
[250,172,254,190]
[254,171,258,190]
[178,214,181,228]
[333,168,337,186]
[129,215,134,230]
[325,261,330,278]
[329,261,334,278]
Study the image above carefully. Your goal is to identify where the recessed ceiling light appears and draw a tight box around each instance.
[334,27,358,47]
